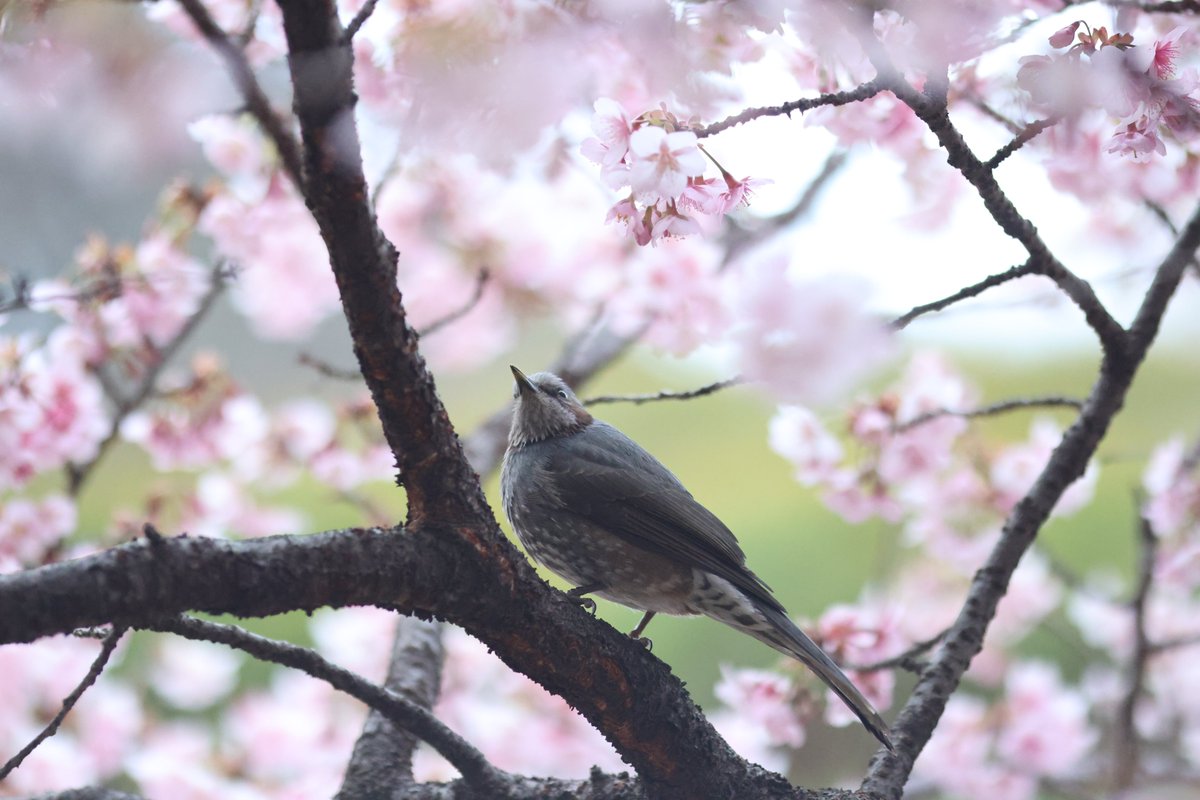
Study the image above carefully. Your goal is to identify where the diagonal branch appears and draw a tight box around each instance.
[860,198,1200,799]
[695,79,885,137]
[177,0,306,189]
[67,262,229,495]
[0,625,126,780]
[866,56,1126,352]
[892,259,1037,329]
[145,615,507,793]
[338,617,445,798]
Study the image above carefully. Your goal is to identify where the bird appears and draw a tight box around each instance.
[500,365,894,752]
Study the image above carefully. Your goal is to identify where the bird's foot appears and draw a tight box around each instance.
[566,583,603,615]
[573,596,598,615]
[628,632,653,652]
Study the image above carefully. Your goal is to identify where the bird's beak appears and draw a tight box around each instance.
[510,365,537,397]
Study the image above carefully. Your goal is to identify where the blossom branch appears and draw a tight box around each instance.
[176,0,306,189]
[1113,509,1158,790]
[892,259,1036,329]
[418,268,490,338]
[342,0,380,40]
[66,262,229,496]
[843,630,947,675]
[985,116,1060,170]
[0,625,126,781]
[145,614,510,793]
[894,396,1084,432]
[722,149,849,266]
[860,198,1200,800]
[694,79,884,137]
[582,377,741,407]
[298,351,362,381]
[869,58,1126,352]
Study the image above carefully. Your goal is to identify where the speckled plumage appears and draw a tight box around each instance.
[500,366,893,751]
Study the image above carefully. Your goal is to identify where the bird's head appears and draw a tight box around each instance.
[508,366,594,447]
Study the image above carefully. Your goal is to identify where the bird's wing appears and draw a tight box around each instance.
[536,423,783,612]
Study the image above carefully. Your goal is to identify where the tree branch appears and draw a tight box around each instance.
[338,617,445,798]
[869,59,1127,352]
[892,259,1036,329]
[582,377,741,407]
[860,197,1200,799]
[145,615,508,793]
[985,116,1059,170]
[893,396,1084,432]
[1112,510,1157,790]
[0,626,126,780]
[694,80,885,137]
[177,0,306,189]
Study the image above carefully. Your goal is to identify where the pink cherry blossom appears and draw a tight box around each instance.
[0,331,109,489]
[990,418,1099,516]
[768,405,844,486]
[199,184,342,340]
[996,661,1097,778]
[627,126,707,202]
[150,636,242,710]
[730,254,896,407]
[580,97,634,170]
[0,495,76,565]
[713,666,807,748]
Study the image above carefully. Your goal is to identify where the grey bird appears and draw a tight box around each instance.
[500,366,894,752]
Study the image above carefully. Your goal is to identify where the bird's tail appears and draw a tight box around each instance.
[753,604,895,752]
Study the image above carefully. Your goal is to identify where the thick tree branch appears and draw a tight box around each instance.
[0,520,834,799]
[275,0,488,525]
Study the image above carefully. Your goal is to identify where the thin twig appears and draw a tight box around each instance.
[870,55,1128,352]
[892,259,1037,329]
[145,615,509,794]
[177,0,306,189]
[1113,508,1157,790]
[343,0,380,41]
[0,625,126,780]
[66,263,230,496]
[299,351,362,381]
[417,269,490,338]
[894,396,1084,432]
[1148,632,1200,654]
[985,116,1060,170]
[694,79,885,137]
[721,149,849,266]
[582,377,741,407]
[844,630,947,675]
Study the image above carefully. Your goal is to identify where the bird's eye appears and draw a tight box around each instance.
[556,389,569,400]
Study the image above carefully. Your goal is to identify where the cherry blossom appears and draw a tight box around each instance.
[730,254,896,407]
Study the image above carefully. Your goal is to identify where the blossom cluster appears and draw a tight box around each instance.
[582,99,767,245]
[1019,21,1200,160]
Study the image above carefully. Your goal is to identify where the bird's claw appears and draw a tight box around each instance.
[571,595,598,615]
[629,633,653,651]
